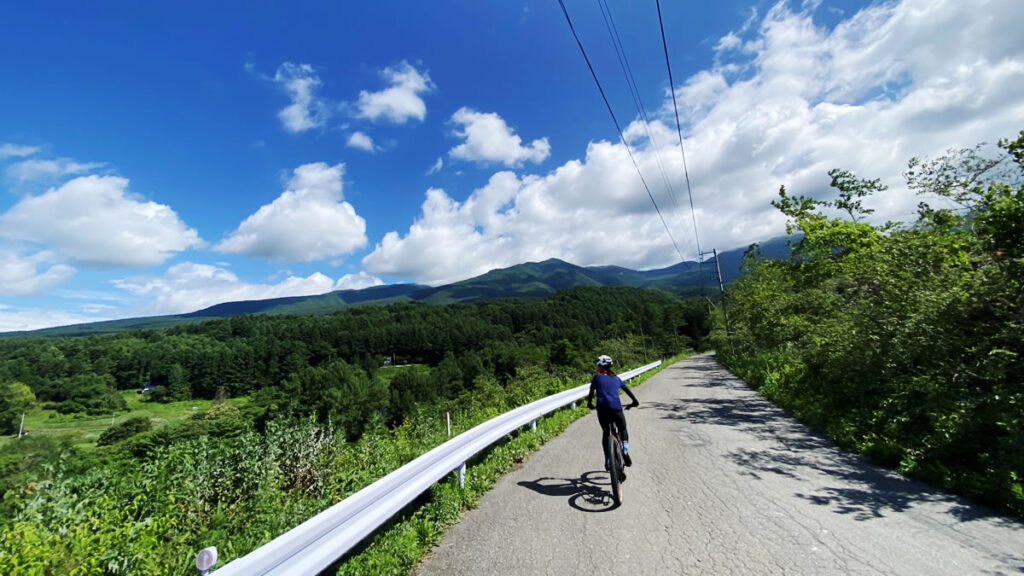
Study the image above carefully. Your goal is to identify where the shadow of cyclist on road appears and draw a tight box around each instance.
[518,471,619,512]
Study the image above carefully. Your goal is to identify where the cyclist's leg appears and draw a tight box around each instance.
[597,410,613,469]
[612,410,632,466]
[612,410,628,442]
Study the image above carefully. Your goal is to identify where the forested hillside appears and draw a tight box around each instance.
[716,132,1024,516]
[2,243,793,339]
[0,287,704,428]
[0,286,706,574]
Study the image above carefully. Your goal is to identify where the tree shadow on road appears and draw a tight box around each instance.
[649,359,1024,532]
[651,392,825,452]
[517,471,620,512]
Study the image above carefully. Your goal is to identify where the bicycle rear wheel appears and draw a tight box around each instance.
[607,432,622,505]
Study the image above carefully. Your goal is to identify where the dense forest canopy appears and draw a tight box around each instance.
[0,286,706,433]
[717,131,1024,516]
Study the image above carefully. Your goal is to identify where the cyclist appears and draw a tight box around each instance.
[587,354,640,471]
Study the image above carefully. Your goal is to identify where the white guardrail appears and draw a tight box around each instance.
[207,360,662,575]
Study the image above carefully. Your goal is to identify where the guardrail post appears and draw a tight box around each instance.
[530,419,537,432]
[571,401,576,409]
[458,462,466,489]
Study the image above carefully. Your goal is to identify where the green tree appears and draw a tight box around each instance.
[548,338,583,369]
[97,416,152,446]
[431,351,464,399]
[387,367,430,426]
[167,363,190,402]
[0,381,35,434]
[283,360,387,440]
[827,168,884,222]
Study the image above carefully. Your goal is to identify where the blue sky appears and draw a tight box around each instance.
[1,0,1022,331]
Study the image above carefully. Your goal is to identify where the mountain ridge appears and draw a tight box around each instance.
[4,236,792,338]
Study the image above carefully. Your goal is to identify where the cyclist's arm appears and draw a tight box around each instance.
[621,383,640,407]
[586,378,596,409]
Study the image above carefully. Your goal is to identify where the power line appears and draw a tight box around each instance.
[655,0,703,262]
[556,0,685,263]
[595,0,693,256]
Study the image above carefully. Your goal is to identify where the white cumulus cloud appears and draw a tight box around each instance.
[0,306,106,333]
[715,32,743,53]
[364,0,1024,285]
[427,157,444,175]
[346,131,377,152]
[362,152,699,285]
[448,108,551,167]
[801,0,823,12]
[0,175,202,268]
[334,271,383,290]
[274,62,329,133]
[0,143,39,159]
[356,62,433,124]
[6,158,105,182]
[114,262,339,315]
[216,162,368,261]
[0,249,75,296]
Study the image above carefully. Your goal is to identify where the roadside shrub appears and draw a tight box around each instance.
[97,416,152,446]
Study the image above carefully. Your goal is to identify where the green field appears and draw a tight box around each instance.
[375,363,429,383]
[0,390,250,449]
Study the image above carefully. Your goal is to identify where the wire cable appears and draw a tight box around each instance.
[557,0,686,263]
[595,0,693,256]
[656,0,703,263]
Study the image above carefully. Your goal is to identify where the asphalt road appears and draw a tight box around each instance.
[414,354,1024,575]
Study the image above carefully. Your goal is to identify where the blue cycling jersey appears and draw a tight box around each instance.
[590,373,625,413]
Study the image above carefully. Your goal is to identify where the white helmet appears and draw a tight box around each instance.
[596,354,614,368]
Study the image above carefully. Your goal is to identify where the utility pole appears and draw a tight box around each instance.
[701,249,731,338]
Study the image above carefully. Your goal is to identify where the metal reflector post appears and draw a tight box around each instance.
[196,547,218,575]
